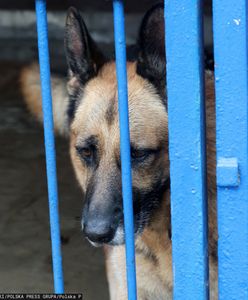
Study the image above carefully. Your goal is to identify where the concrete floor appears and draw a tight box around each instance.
[0,62,109,298]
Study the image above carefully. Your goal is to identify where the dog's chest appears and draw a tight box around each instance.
[105,238,172,299]
[133,228,173,298]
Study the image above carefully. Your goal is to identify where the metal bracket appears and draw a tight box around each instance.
[217,157,240,187]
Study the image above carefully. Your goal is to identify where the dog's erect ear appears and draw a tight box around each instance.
[136,4,166,97]
[65,7,105,86]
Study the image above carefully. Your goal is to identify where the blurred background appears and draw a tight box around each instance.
[0,0,212,298]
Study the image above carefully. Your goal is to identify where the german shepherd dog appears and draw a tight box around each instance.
[21,4,217,299]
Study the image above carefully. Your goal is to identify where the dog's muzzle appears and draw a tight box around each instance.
[82,204,123,245]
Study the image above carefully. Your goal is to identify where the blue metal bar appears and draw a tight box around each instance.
[213,1,248,299]
[113,1,137,299]
[164,1,208,299]
[35,0,64,293]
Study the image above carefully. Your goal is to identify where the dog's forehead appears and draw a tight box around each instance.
[71,62,168,146]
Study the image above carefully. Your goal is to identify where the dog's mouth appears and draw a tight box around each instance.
[86,237,104,248]
[82,177,170,247]
[82,207,153,247]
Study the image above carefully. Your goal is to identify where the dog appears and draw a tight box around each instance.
[20,4,217,299]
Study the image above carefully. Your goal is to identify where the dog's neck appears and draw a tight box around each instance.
[135,189,173,290]
[130,71,217,295]
[138,188,171,244]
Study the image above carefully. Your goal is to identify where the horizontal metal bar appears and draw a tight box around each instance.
[113,1,137,299]
[213,0,248,298]
[164,1,208,299]
[35,0,64,293]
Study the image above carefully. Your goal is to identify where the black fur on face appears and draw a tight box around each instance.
[132,176,170,234]
[64,7,106,121]
[136,3,166,102]
[82,166,169,246]
[108,184,169,246]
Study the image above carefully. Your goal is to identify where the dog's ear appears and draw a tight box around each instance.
[65,7,105,86]
[136,4,166,97]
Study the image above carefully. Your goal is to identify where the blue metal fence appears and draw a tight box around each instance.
[213,0,248,299]
[35,0,248,298]
[113,1,137,299]
[35,0,64,293]
[165,1,208,299]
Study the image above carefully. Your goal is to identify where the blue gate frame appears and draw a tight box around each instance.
[165,1,208,299]
[35,0,248,298]
[213,1,248,299]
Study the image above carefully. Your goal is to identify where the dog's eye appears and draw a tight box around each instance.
[131,149,150,161]
[76,146,93,162]
[81,148,92,158]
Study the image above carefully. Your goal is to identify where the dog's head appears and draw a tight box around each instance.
[64,4,169,246]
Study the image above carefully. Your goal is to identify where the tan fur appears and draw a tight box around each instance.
[70,63,169,193]
[21,62,217,299]
[105,189,172,300]
[20,62,69,136]
[84,64,217,300]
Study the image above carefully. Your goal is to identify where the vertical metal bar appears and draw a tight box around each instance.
[213,1,248,299]
[113,1,137,299]
[164,1,208,299]
[35,0,64,293]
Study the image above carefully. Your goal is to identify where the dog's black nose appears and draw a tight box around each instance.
[82,185,123,244]
[83,218,115,243]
